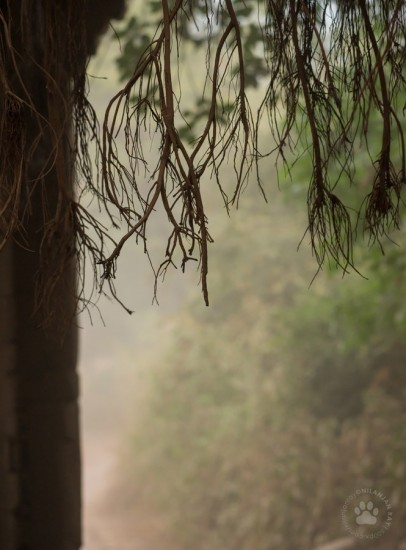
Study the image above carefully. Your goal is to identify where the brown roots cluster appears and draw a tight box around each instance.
[1,0,405,312]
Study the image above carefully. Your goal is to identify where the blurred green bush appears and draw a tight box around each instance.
[125,180,406,548]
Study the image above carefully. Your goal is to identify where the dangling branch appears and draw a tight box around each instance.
[360,0,401,241]
[99,0,252,306]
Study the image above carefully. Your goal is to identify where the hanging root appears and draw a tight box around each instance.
[1,0,406,313]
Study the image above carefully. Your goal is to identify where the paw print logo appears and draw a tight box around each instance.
[354,500,379,525]
[342,488,392,539]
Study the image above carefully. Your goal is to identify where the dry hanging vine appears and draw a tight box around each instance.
[1,0,406,312]
[99,0,253,306]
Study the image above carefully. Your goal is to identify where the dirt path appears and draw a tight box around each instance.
[83,435,173,550]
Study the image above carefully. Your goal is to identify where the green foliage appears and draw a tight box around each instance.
[116,1,267,87]
[115,0,268,144]
[125,178,406,548]
[115,15,156,79]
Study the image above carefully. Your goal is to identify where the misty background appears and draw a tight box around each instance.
[78,7,406,550]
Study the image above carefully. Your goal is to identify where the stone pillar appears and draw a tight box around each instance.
[0,243,18,550]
